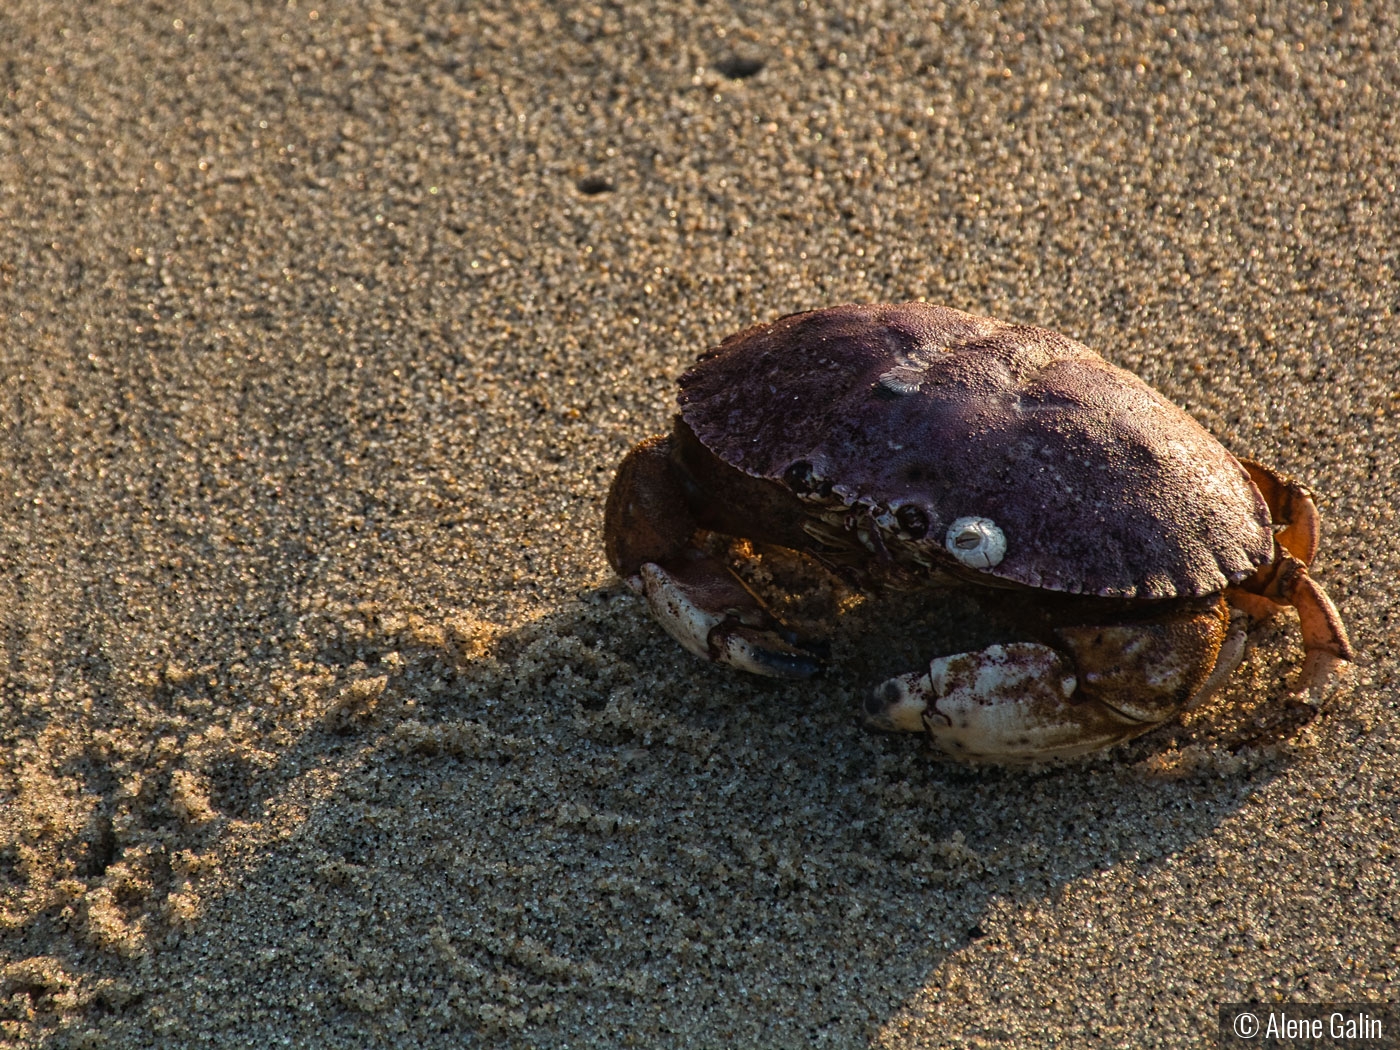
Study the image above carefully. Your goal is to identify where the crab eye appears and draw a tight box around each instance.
[783,460,831,498]
[945,516,1006,569]
[895,504,929,538]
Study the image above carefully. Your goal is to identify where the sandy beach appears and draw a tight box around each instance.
[2,1,1396,1046]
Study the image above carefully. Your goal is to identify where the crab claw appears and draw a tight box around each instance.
[865,602,1254,762]
[865,642,1151,761]
[710,622,827,678]
[637,559,824,678]
[868,639,1209,762]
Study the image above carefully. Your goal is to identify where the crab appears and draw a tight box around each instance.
[603,303,1353,761]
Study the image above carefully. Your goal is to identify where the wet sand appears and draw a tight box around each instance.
[1,1,1396,1046]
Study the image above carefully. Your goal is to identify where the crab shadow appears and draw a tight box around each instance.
[97,583,1318,1047]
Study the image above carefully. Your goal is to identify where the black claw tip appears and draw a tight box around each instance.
[758,650,824,679]
[777,629,831,661]
[710,621,826,679]
[866,679,904,715]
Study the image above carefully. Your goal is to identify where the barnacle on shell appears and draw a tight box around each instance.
[945,516,1007,569]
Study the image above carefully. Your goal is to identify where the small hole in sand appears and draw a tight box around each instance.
[576,176,614,196]
[715,56,764,79]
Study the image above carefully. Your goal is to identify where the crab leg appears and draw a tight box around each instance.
[1230,550,1353,697]
[1239,458,1321,565]
[605,435,825,678]
[1232,460,1350,695]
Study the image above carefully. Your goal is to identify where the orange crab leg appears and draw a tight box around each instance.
[1239,458,1321,566]
[1230,549,1353,695]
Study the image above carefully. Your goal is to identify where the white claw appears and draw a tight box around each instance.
[638,562,716,661]
[636,561,820,678]
[865,674,928,733]
[868,642,1153,761]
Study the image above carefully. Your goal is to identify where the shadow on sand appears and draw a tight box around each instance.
[34,583,1322,1048]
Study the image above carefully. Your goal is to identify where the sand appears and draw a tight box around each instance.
[1,1,1396,1046]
